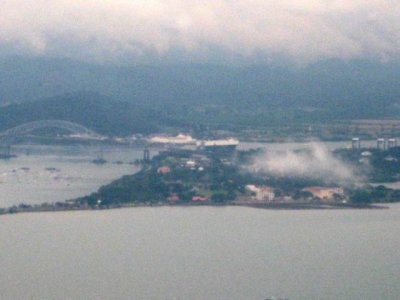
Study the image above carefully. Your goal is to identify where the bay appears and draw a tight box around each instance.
[0,205,398,300]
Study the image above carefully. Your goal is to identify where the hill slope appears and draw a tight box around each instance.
[0,92,177,135]
[1,57,400,131]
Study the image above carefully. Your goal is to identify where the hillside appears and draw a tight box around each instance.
[1,57,400,118]
[1,57,400,135]
[0,92,178,135]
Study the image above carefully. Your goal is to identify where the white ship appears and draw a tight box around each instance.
[148,134,196,145]
[197,138,239,152]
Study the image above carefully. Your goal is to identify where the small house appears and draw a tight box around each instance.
[245,185,275,201]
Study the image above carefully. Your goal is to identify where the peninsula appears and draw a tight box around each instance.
[4,142,400,215]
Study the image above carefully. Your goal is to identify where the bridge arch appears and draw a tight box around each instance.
[0,120,101,143]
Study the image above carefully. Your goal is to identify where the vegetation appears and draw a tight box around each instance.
[0,92,175,136]
[335,147,400,182]
[77,150,251,206]
[4,147,400,216]
[2,58,400,139]
[349,185,400,203]
[75,147,400,207]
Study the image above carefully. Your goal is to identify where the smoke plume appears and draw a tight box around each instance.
[250,143,360,185]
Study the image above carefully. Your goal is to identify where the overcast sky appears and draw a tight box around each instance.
[0,0,399,64]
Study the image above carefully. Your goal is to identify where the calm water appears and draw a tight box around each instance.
[0,145,146,207]
[1,143,399,300]
[0,205,399,300]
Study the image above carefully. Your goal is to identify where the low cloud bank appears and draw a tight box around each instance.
[0,0,399,64]
[250,143,359,185]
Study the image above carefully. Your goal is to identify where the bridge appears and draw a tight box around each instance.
[0,120,98,137]
[0,120,102,153]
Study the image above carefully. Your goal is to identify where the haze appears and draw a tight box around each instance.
[1,0,399,64]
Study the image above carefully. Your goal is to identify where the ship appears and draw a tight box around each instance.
[148,134,196,146]
[197,138,239,153]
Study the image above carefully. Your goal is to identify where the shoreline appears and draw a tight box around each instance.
[0,201,388,217]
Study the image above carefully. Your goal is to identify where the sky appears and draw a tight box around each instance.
[0,0,399,64]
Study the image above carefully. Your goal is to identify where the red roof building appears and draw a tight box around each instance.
[157,166,171,174]
[192,195,208,202]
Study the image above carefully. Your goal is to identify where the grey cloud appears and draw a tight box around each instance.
[0,0,399,63]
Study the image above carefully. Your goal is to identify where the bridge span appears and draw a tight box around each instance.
[0,120,102,147]
[0,120,98,137]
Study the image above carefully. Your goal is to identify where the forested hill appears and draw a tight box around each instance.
[1,57,400,120]
[1,57,400,135]
[0,93,180,135]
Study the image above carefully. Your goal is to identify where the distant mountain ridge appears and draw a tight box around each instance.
[0,57,400,133]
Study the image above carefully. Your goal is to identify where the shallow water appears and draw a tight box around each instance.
[0,145,145,207]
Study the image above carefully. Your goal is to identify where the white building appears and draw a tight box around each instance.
[246,185,275,201]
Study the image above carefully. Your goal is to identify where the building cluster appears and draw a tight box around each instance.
[157,156,207,174]
[152,139,349,205]
[357,149,399,165]
[155,152,215,203]
[352,137,397,150]
[242,185,346,203]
